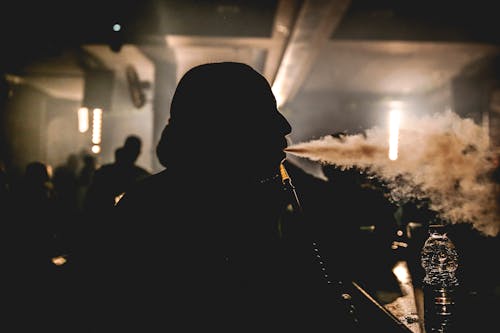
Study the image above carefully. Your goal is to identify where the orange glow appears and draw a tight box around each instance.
[91,145,101,154]
[114,192,125,205]
[52,255,67,266]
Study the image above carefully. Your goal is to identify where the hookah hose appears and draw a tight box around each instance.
[279,162,360,326]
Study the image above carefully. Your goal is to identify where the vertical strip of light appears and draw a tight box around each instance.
[271,85,285,110]
[389,106,401,161]
[78,107,89,133]
[481,106,490,148]
[92,108,102,153]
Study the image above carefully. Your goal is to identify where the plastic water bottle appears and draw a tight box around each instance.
[420,224,459,332]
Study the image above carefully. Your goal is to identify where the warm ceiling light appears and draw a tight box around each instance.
[91,145,101,154]
[92,108,102,144]
[78,107,89,133]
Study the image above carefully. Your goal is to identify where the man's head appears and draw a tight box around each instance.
[121,135,142,164]
[25,161,50,185]
[157,62,291,178]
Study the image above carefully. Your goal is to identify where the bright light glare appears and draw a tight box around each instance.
[271,85,285,109]
[392,260,411,284]
[114,192,125,205]
[113,23,121,32]
[78,107,89,133]
[91,145,101,154]
[388,109,401,161]
[45,165,53,179]
[92,108,102,144]
[52,255,67,266]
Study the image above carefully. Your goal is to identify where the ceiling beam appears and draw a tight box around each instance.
[271,0,351,108]
[165,35,273,49]
[161,1,301,84]
[262,0,301,84]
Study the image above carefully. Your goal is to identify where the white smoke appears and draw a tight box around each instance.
[286,110,500,237]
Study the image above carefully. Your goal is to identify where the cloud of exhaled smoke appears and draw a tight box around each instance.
[285,110,500,237]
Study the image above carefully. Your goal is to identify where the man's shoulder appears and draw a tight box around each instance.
[95,163,117,175]
[116,170,170,209]
[133,165,152,178]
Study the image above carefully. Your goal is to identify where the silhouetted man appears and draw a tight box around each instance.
[83,62,360,332]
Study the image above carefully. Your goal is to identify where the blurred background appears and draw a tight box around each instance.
[2,0,500,177]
